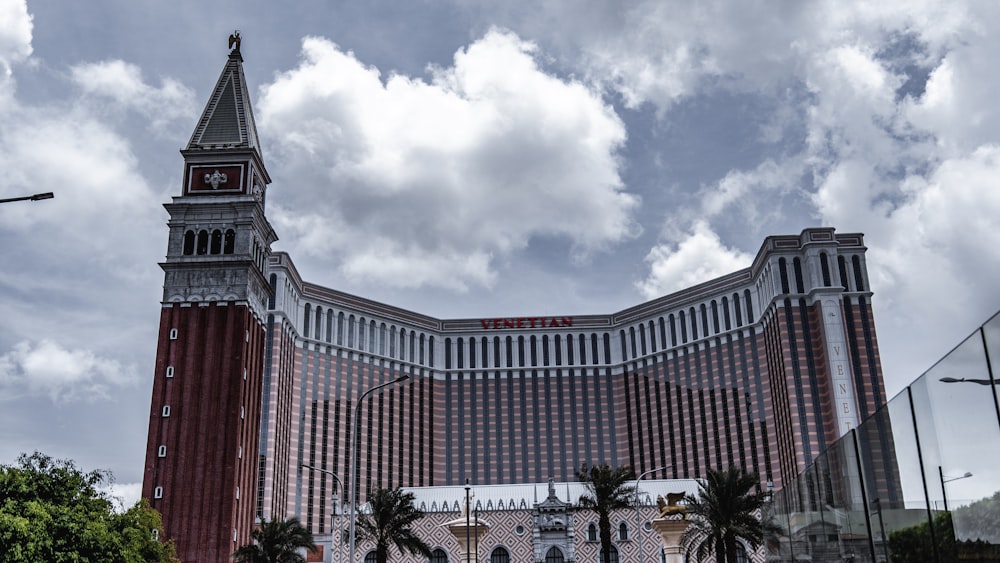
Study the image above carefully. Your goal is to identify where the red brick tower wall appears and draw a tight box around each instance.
[142,301,265,562]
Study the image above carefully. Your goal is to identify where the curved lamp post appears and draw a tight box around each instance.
[635,466,669,563]
[939,467,973,512]
[301,463,344,563]
[348,375,409,563]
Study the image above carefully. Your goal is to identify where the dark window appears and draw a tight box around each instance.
[545,547,564,563]
[679,311,688,343]
[722,296,731,330]
[778,257,790,293]
[183,231,195,255]
[303,304,311,338]
[224,229,235,254]
[744,289,753,321]
[490,547,510,563]
[588,523,598,541]
[429,549,448,563]
[210,229,222,254]
[852,255,865,291]
[365,552,378,563]
[793,257,805,293]
[733,294,743,326]
[618,522,628,540]
[711,300,720,333]
[196,230,208,255]
[600,546,619,563]
[838,255,850,290]
[445,338,452,370]
[820,252,832,286]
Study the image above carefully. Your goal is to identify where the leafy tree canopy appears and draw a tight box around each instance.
[233,517,317,563]
[348,487,431,563]
[683,466,767,563]
[0,451,178,563]
[576,463,637,563]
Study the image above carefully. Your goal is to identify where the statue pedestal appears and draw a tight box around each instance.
[443,516,490,563]
[651,518,690,563]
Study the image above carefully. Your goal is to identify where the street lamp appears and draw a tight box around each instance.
[635,466,669,563]
[301,463,344,563]
[0,192,54,204]
[939,377,998,385]
[348,375,409,563]
[938,467,973,512]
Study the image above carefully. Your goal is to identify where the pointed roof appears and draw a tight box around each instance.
[187,47,261,154]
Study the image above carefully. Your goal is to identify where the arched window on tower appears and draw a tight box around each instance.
[183,230,195,255]
[852,255,865,291]
[196,230,209,255]
[224,229,235,254]
[210,229,222,254]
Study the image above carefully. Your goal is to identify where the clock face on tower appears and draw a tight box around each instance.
[186,163,246,195]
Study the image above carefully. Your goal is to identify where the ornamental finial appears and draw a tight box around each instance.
[228,30,241,53]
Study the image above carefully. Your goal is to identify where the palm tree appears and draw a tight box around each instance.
[682,466,767,563]
[348,487,432,563]
[576,463,637,563]
[233,516,318,563]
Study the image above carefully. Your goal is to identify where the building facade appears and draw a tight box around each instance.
[143,42,892,562]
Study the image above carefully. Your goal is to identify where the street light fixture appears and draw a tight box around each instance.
[301,463,344,563]
[938,467,973,512]
[348,375,409,563]
[939,377,998,385]
[0,192,54,204]
[635,465,669,563]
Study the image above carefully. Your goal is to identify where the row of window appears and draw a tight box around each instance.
[297,292,758,368]
[183,229,236,255]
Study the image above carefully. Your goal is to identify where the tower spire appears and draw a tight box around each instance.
[187,31,261,157]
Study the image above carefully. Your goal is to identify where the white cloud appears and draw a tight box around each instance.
[0,0,32,77]
[0,340,137,403]
[70,59,196,132]
[260,29,638,290]
[637,221,753,299]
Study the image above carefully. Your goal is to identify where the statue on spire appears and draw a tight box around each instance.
[228,30,241,53]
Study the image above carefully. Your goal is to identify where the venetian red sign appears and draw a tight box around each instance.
[479,317,574,330]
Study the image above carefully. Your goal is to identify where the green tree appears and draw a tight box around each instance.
[347,487,431,563]
[0,451,178,563]
[576,463,637,563]
[233,517,317,563]
[682,466,767,563]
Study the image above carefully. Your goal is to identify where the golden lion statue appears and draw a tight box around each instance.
[656,493,687,519]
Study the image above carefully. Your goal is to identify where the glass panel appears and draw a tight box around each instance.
[915,326,1000,555]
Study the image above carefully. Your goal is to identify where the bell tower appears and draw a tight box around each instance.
[142,34,277,563]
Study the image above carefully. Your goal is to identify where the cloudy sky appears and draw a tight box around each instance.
[1,0,998,506]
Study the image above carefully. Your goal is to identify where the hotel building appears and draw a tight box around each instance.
[142,41,893,562]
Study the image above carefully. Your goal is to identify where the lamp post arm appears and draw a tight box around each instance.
[348,375,409,563]
[635,466,668,563]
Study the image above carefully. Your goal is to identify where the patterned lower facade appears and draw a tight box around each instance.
[307,480,718,563]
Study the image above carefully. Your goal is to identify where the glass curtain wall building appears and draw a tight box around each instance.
[765,310,1000,562]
